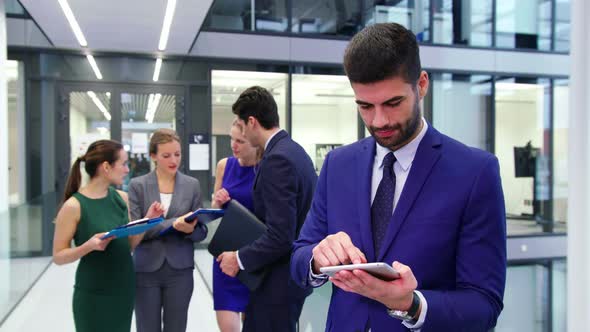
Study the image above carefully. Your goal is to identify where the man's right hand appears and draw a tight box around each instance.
[312,231,367,274]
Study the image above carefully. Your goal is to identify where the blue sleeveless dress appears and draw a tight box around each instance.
[213,157,255,311]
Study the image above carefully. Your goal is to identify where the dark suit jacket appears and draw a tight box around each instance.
[291,126,507,331]
[239,130,318,303]
[128,171,207,273]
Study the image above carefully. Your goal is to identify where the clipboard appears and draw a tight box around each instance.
[101,217,164,239]
[208,200,268,291]
[158,208,224,236]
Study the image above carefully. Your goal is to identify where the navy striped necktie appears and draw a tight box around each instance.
[371,152,396,257]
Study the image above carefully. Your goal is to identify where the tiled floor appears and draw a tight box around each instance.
[0,252,218,332]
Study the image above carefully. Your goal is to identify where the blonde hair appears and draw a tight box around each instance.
[149,128,181,155]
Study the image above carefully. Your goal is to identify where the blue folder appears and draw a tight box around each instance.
[101,217,164,239]
[159,208,224,236]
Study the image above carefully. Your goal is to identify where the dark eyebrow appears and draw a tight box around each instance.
[355,95,406,106]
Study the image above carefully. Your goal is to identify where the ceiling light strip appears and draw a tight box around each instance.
[158,0,177,51]
[57,0,88,47]
[86,55,103,80]
[87,91,111,121]
[145,93,162,123]
[153,58,162,82]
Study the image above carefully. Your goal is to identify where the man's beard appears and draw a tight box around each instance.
[369,97,421,150]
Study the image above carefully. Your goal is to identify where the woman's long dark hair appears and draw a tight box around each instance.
[62,139,123,203]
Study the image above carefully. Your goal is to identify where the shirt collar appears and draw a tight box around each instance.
[375,118,428,172]
[264,129,283,151]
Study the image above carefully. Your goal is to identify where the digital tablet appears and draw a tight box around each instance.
[320,262,400,281]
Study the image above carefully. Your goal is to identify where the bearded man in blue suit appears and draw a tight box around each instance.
[291,23,507,332]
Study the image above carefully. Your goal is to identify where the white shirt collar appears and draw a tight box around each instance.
[375,118,429,171]
[264,129,283,151]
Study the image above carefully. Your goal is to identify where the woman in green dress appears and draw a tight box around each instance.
[52,140,163,332]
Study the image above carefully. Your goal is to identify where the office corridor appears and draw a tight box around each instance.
[0,250,218,332]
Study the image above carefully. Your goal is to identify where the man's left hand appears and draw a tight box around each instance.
[217,251,240,277]
[330,261,418,312]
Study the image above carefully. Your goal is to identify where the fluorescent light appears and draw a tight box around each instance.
[145,93,162,123]
[57,0,88,47]
[87,91,111,121]
[158,0,177,51]
[86,55,103,80]
[153,58,162,82]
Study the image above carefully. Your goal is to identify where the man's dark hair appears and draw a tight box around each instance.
[232,86,279,130]
[343,23,422,84]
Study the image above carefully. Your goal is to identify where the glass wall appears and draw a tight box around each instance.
[495,0,552,50]
[553,80,568,225]
[554,0,570,52]
[203,0,570,51]
[210,69,288,201]
[363,0,430,41]
[1,60,52,325]
[495,77,558,234]
[431,73,492,151]
[204,0,288,32]
[292,0,360,36]
[120,92,177,189]
[495,263,550,331]
[291,73,357,172]
[432,0,493,46]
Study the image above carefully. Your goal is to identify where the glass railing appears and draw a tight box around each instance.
[0,195,54,326]
[202,0,570,52]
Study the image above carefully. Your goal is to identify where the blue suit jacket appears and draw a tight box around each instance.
[129,171,207,273]
[291,126,507,332]
[239,130,317,303]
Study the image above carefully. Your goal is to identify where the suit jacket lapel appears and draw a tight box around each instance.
[377,127,443,261]
[147,171,161,216]
[167,171,184,217]
[357,137,377,262]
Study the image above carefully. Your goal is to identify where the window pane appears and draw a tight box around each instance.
[363,0,430,42]
[496,0,552,51]
[204,0,288,32]
[496,264,550,331]
[69,91,111,165]
[291,74,358,172]
[432,0,493,47]
[431,73,492,151]
[291,0,361,36]
[211,69,287,175]
[120,92,177,190]
[552,260,567,331]
[495,78,554,234]
[553,79,568,225]
[554,0,570,52]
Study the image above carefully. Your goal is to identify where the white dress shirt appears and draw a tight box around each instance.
[310,118,429,331]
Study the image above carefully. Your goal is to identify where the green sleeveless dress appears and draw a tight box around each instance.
[72,187,135,332]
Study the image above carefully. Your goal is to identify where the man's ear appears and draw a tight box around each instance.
[247,116,258,128]
[417,70,429,99]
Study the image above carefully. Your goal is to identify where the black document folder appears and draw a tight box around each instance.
[208,200,268,291]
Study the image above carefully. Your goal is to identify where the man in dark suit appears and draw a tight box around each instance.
[291,23,507,331]
[217,86,318,332]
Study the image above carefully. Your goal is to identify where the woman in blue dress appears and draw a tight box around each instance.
[211,120,260,332]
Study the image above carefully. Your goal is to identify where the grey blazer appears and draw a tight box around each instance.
[128,171,207,273]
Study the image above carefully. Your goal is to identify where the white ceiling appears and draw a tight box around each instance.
[18,0,214,54]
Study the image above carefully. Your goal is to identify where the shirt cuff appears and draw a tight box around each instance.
[235,250,245,270]
[402,290,428,331]
[308,256,329,287]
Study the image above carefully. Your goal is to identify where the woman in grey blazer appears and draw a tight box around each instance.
[128,129,207,332]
